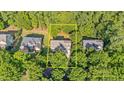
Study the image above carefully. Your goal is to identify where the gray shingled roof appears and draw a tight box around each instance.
[83,40,103,51]
[50,40,71,58]
[20,37,42,53]
[0,34,13,48]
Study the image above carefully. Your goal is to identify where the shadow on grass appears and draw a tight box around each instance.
[26,33,44,39]
[54,36,70,40]
[82,36,101,40]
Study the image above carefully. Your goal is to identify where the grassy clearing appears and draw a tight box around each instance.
[57,31,70,38]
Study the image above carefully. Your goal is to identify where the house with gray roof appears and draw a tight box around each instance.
[0,34,13,49]
[83,40,103,51]
[50,40,71,58]
[20,37,42,53]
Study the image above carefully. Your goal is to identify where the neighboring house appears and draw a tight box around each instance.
[83,40,103,51]
[0,34,13,49]
[50,40,71,58]
[20,37,42,53]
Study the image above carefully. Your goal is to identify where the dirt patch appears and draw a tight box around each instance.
[57,31,70,38]
[22,28,48,37]
[21,70,29,81]
[0,25,18,32]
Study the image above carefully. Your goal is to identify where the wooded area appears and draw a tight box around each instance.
[0,11,124,81]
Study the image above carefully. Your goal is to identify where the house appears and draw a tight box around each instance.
[20,37,42,53]
[0,34,13,49]
[50,40,71,58]
[83,40,103,51]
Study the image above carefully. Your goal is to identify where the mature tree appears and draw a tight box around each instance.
[0,60,22,80]
[88,51,111,80]
[25,61,43,80]
[35,53,47,67]
[13,51,31,62]
[68,68,87,81]
[29,12,39,28]
[1,11,124,81]
[76,49,87,68]
[13,51,46,81]
[36,12,46,28]
[49,49,68,68]
[51,68,65,81]
[0,50,11,63]
[43,12,51,27]
[76,12,95,37]
[0,50,22,80]
[51,11,76,24]
[109,36,124,52]
[107,52,124,80]
[0,21,5,29]
[14,12,32,30]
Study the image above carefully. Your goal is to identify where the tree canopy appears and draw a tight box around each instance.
[0,11,124,80]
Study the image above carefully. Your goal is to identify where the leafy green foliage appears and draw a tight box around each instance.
[76,50,87,68]
[0,50,22,80]
[68,68,87,81]
[0,21,5,29]
[0,11,124,80]
[13,51,31,62]
[51,69,65,81]
[49,49,68,68]
[50,24,76,37]
[51,12,76,24]
[25,61,43,80]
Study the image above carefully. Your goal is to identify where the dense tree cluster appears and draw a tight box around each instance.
[49,49,68,68]
[0,11,51,30]
[0,11,124,80]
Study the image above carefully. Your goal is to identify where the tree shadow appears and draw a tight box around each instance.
[26,33,44,38]
[82,36,100,40]
[54,36,70,40]
[0,30,18,35]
